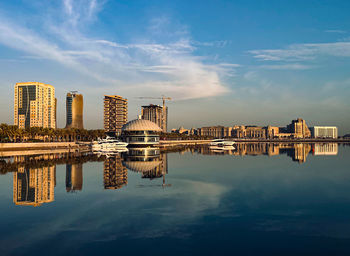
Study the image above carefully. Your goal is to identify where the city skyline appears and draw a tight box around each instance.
[0,1,349,134]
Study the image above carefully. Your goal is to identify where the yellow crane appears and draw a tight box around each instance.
[136,96,172,132]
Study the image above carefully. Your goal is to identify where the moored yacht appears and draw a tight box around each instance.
[91,136,128,152]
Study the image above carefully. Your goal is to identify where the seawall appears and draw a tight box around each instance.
[0,142,89,151]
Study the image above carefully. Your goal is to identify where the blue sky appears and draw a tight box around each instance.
[0,0,349,134]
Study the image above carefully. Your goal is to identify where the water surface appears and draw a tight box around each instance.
[0,143,349,256]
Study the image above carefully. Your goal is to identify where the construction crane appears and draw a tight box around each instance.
[136,96,172,132]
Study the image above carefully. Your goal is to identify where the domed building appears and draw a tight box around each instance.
[121,119,162,146]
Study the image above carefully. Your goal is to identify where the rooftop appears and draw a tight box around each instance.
[122,119,162,132]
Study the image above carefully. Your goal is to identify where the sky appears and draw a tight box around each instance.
[0,0,349,134]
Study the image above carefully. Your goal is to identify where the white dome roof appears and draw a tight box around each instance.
[122,119,162,132]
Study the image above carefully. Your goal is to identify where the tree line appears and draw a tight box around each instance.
[0,123,105,143]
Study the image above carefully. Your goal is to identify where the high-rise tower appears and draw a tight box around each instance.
[14,82,56,129]
[104,95,128,136]
[141,104,168,132]
[66,92,84,129]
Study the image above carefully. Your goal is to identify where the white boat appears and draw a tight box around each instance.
[209,139,235,147]
[91,136,128,151]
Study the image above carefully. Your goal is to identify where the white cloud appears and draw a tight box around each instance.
[249,42,350,61]
[0,1,236,100]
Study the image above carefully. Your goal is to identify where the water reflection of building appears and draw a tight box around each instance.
[313,143,338,156]
[197,143,315,163]
[288,143,311,163]
[104,155,128,189]
[66,163,83,192]
[123,148,168,181]
[13,166,55,206]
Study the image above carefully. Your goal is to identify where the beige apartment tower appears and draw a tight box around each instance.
[141,104,168,132]
[104,95,128,136]
[14,82,56,129]
[66,92,84,129]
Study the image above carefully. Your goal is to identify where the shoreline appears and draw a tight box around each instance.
[0,139,348,152]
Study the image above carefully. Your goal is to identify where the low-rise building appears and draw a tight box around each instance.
[311,126,338,139]
[122,119,162,147]
[197,126,233,138]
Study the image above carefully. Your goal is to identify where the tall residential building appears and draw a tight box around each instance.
[104,95,128,136]
[66,92,84,129]
[14,82,56,129]
[141,104,168,132]
[13,165,55,207]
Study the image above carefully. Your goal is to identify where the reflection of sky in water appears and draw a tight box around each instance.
[0,145,350,255]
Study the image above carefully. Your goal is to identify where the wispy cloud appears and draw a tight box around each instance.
[259,63,314,70]
[249,42,350,61]
[192,40,231,48]
[325,29,347,34]
[0,0,236,100]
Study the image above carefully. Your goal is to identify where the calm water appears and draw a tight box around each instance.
[0,143,349,256]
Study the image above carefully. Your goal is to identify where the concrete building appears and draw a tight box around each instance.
[141,104,168,133]
[287,118,311,138]
[66,92,84,129]
[122,119,162,146]
[13,165,55,206]
[14,82,56,129]
[231,126,267,138]
[104,95,128,136]
[245,126,266,138]
[311,126,338,139]
[66,163,83,192]
[266,126,279,139]
[198,126,233,138]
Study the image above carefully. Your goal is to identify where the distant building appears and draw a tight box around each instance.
[141,104,168,133]
[13,166,55,206]
[122,119,162,146]
[14,82,56,129]
[104,95,128,136]
[311,126,338,139]
[66,92,84,129]
[266,126,279,139]
[231,126,267,139]
[287,118,311,138]
[171,126,190,134]
[66,163,83,192]
[244,126,266,138]
[198,126,233,138]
